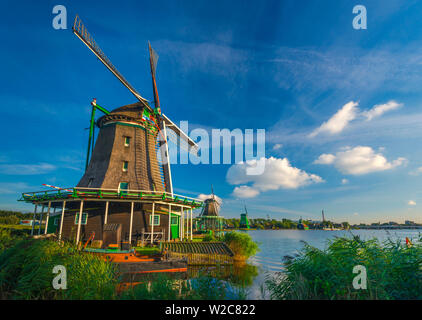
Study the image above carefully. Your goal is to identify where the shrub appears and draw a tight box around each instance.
[223,232,259,260]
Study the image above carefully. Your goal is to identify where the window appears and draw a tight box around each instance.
[122,161,128,172]
[149,214,160,226]
[119,182,129,195]
[124,136,130,147]
[119,182,129,190]
[87,178,94,187]
[171,216,178,225]
[54,217,60,226]
[74,213,88,225]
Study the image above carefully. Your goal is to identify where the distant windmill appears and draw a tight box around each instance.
[198,185,223,231]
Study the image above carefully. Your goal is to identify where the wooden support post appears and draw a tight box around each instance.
[190,208,193,240]
[76,200,84,245]
[38,205,45,235]
[168,204,171,241]
[58,201,66,241]
[31,204,38,236]
[185,207,189,241]
[44,201,51,235]
[129,201,134,245]
[180,206,184,241]
[104,201,109,224]
[151,202,155,244]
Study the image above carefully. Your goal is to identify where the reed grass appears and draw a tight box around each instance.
[265,235,422,300]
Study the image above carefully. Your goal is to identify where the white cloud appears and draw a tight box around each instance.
[353,212,359,216]
[198,193,222,204]
[409,167,422,176]
[0,163,56,175]
[0,182,35,194]
[272,144,283,150]
[308,100,403,138]
[314,153,336,165]
[232,186,260,199]
[362,100,402,121]
[341,179,349,185]
[408,200,416,206]
[227,157,324,198]
[309,101,358,137]
[314,146,406,175]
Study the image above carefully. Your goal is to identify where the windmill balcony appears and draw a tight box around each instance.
[19,187,204,209]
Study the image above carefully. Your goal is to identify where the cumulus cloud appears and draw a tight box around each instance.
[314,146,406,175]
[232,186,260,199]
[408,200,416,206]
[309,101,358,137]
[314,153,336,165]
[227,157,324,198]
[341,178,349,185]
[362,100,402,121]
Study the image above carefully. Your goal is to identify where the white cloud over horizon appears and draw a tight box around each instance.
[314,146,407,175]
[408,200,416,206]
[227,157,324,198]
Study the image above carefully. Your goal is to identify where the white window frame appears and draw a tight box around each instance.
[149,214,160,226]
[74,212,88,225]
[122,161,128,172]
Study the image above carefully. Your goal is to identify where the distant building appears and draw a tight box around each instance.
[405,220,416,225]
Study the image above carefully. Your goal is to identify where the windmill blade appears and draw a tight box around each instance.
[72,15,152,112]
[161,113,199,155]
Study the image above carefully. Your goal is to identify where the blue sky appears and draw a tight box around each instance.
[1,0,422,223]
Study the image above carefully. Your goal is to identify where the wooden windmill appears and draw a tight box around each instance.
[198,186,223,231]
[72,15,197,193]
[19,15,203,247]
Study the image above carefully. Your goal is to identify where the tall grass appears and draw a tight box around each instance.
[0,239,118,299]
[265,236,422,300]
[223,232,259,260]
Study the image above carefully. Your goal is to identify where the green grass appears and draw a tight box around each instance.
[135,247,161,255]
[0,239,118,299]
[265,235,422,300]
[223,231,259,260]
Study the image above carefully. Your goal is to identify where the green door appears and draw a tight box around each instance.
[170,215,179,239]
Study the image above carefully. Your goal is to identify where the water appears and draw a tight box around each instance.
[236,229,422,299]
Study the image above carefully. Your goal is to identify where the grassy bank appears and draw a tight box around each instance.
[265,236,422,300]
[0,237,249,300]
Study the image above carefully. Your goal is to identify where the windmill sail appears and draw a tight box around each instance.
[72,15,152,111]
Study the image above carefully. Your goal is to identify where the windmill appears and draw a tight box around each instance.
[198,185,223,231]
[18,15,204,246]
[240,203,250,229]
[72,15,198,193]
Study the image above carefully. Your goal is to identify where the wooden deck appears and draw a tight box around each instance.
[160,241,234,265]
